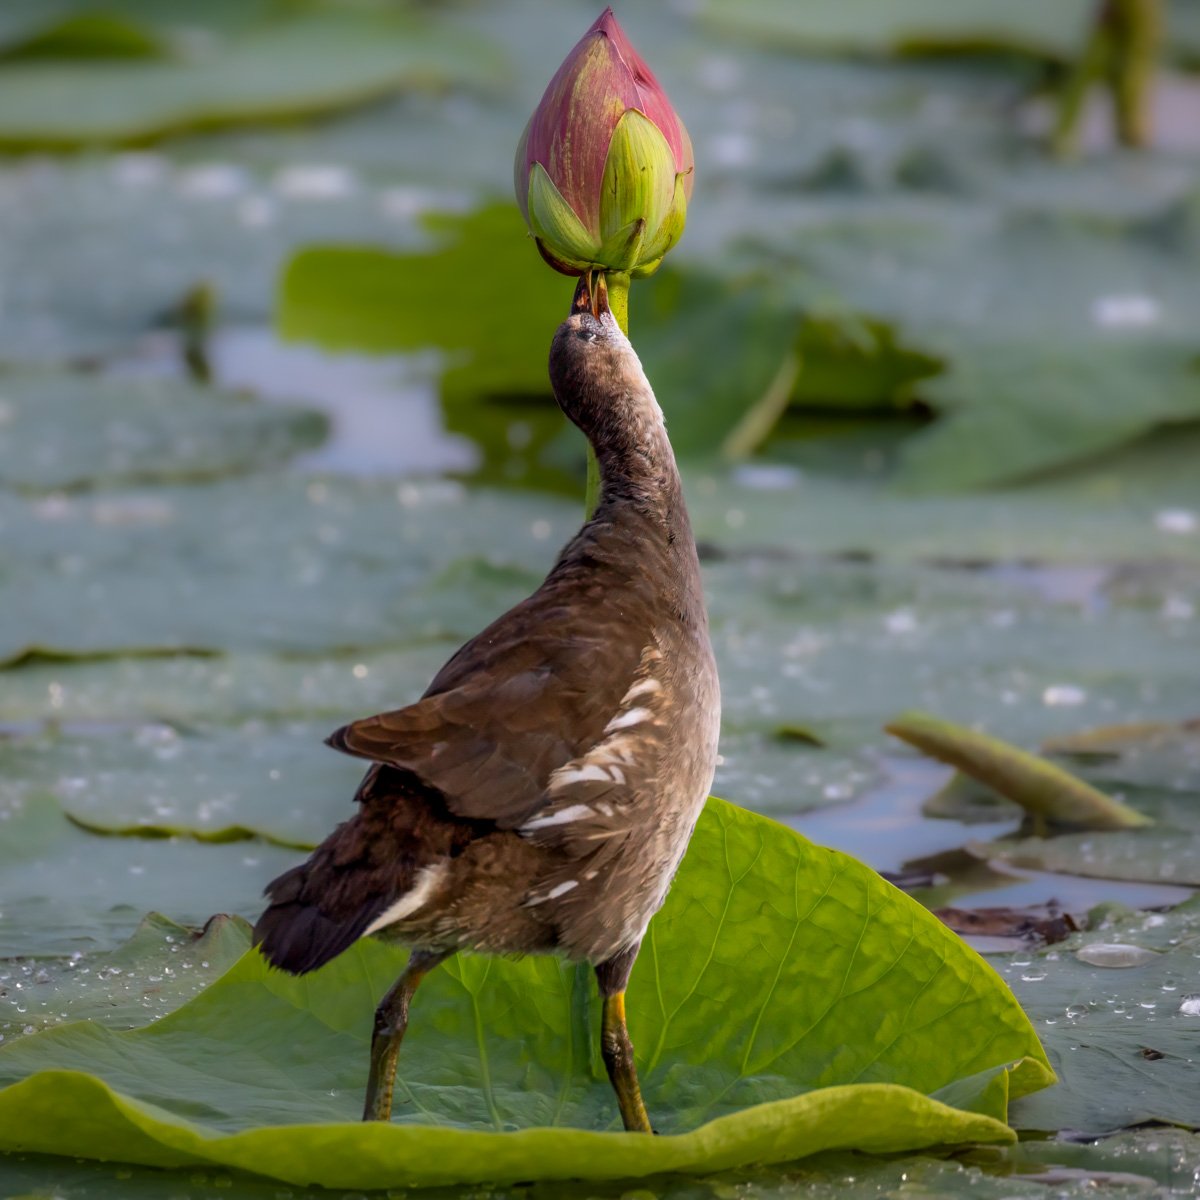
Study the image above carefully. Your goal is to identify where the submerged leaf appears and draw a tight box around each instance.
[0,799,1051,1185]
[886,710,1153,831]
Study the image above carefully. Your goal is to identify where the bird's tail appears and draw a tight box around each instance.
[253,856,388,976]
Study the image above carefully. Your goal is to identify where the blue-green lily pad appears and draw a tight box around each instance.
[0,370,326,490]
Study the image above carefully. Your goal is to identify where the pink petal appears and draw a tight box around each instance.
[519,8,691,236]
[591,8,692,175]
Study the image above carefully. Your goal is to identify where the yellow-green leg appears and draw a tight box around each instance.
[362,948,449,1122]
[595,944,653,1134]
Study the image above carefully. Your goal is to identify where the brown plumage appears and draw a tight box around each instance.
[253,275,720,1131]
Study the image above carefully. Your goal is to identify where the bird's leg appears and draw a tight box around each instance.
[595,944,653,1134]
[363,948,451,1122]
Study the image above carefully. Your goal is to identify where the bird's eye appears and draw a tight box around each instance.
[578,330,597,343]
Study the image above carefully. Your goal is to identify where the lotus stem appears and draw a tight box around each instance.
[1109,0,1160,147]
[1053,0,1159,157]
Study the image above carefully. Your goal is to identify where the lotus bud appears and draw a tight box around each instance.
[514,7,693,279]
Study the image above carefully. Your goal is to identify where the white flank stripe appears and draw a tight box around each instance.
[525,878,579,906]
[621,677,662,703]
[548,762,614,789]
[522,803,592,831]
[604,707,651,733]
[363,862,447,936]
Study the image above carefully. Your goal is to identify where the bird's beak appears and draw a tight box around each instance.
[570,270,612,319]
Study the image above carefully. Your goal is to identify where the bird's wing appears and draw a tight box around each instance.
[327,594,657,829]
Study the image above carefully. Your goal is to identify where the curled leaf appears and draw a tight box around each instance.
[886,710,1153,832]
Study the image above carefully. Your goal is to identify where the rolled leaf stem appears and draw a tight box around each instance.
[584,270,632,517]
[886,709,1153,833]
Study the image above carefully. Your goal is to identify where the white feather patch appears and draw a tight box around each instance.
[604,707,651,734]
[363,862,447,936]
[621,677,662,703]
[548,762,616,790]
[522,803,592,830]
[527,879,579,905]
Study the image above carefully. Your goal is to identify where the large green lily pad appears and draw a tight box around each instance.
[0,370,326,490]
[996,896,1200,1133]
[4,1129,1199,1200]
[0,799,1051,1186]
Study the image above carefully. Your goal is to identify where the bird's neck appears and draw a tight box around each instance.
[578,411,706,635]
[593,412,687,534]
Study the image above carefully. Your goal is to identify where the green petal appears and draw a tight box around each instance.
[512,118,532,222]
[629,255,663,279]
[526,163,598,270]
[597,217,646,272]
[639,171,689,264]
[599,109,676,248]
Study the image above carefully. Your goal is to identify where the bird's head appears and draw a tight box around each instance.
[549,273,659,448]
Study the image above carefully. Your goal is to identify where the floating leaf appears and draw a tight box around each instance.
[0,11,165,61]
[0,371,327,490]
[969,726,1200,885]
[996,897,1200,1133]
[0,913,250,1041]
[0,787,297,958]
[1042,718,1200,758]
[0,722,362,850]
[0,476,575,663]
[885,710,1153,831]
[697,0,1094,60]
[0,799,1051,1187]
[4,1129,1198,1200]
[0,12,506,150]
[0,644,451,727]
[687,426,1200,566]
[897,339,1200,492]
[922,771,1021,825]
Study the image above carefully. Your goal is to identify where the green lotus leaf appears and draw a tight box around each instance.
[0,799,1051,1187]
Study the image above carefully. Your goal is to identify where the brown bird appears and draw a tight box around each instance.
[252,274,720,1133]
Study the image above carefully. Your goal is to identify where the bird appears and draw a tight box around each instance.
[252,272,721,1134]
